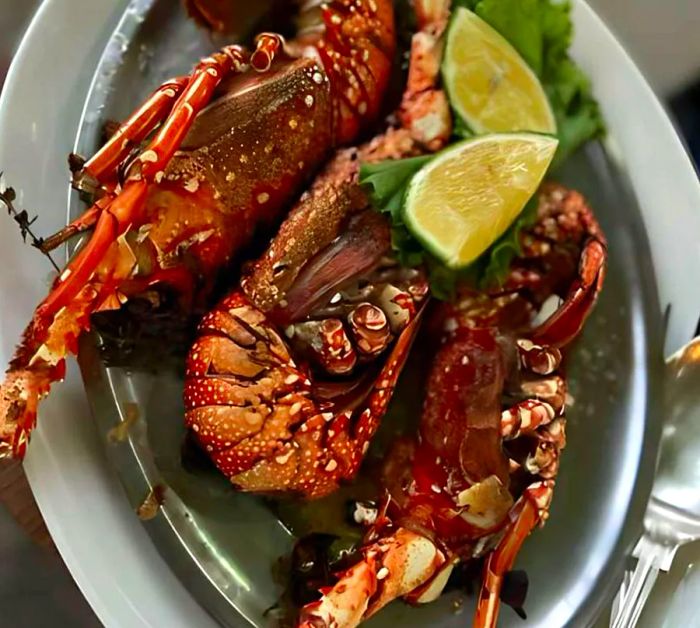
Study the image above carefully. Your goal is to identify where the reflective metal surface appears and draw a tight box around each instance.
[73,1,664,626]
[654,339,700,519]
[611,338,700,627]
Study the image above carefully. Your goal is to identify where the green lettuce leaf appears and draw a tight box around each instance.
[360,157,536,297]
[360,157,431,271]
[477,196,539,287]
[359,156,432,224]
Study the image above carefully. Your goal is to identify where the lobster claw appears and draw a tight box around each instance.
[530,236,606,348]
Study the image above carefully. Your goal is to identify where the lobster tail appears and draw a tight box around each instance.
[313,0,396,143]
[184,291,424,498]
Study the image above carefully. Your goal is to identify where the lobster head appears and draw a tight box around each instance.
[184,149,429,498]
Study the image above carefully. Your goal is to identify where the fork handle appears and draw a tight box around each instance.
[611,534,679,628]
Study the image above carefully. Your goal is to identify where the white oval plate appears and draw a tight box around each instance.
[0,1,698,627]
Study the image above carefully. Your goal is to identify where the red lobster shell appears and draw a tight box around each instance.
[0,0,397,459]
[182,0,453,498]
[298,183,607,628]
[183,165,431,498]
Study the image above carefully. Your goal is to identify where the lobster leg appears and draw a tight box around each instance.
[299,528,445,628]
[0,44,282,458]
[76,76,190,187]
[38,45,251,326]
[130,45,248,180]
[474,481,554,628]
[398,0,452,150]
[45,78,190,251]
[500,399,556,440]
[530,238,607,348]
[501,398,566,478]
[68,36,280,232]
[251,33,284,71]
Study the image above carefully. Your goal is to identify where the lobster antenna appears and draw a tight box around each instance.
[0,172,60,272]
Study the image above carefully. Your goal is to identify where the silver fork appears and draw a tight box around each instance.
[610,338,700,628]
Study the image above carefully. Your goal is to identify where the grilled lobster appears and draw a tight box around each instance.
[297,183,607,627]
[183,0,452,498]
[0,0,405,458]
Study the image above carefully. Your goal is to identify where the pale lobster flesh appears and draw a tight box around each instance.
[183,0,453,498]
[297,183,607,627]
[0,0,407,458]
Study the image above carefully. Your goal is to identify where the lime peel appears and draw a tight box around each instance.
[444,7,557,136]
[403,133,558,269]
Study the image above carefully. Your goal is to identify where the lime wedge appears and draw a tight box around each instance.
[444,7,557,135]
[403,133,558,269]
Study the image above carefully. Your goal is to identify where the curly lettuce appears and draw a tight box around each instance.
[361,0,604,297]
[360,158,537,299]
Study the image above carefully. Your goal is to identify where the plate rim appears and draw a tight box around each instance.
[0,0,695,627]
[0,1,218,627]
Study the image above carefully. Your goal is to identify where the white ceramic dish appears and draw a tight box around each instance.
[0,1,698,627]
